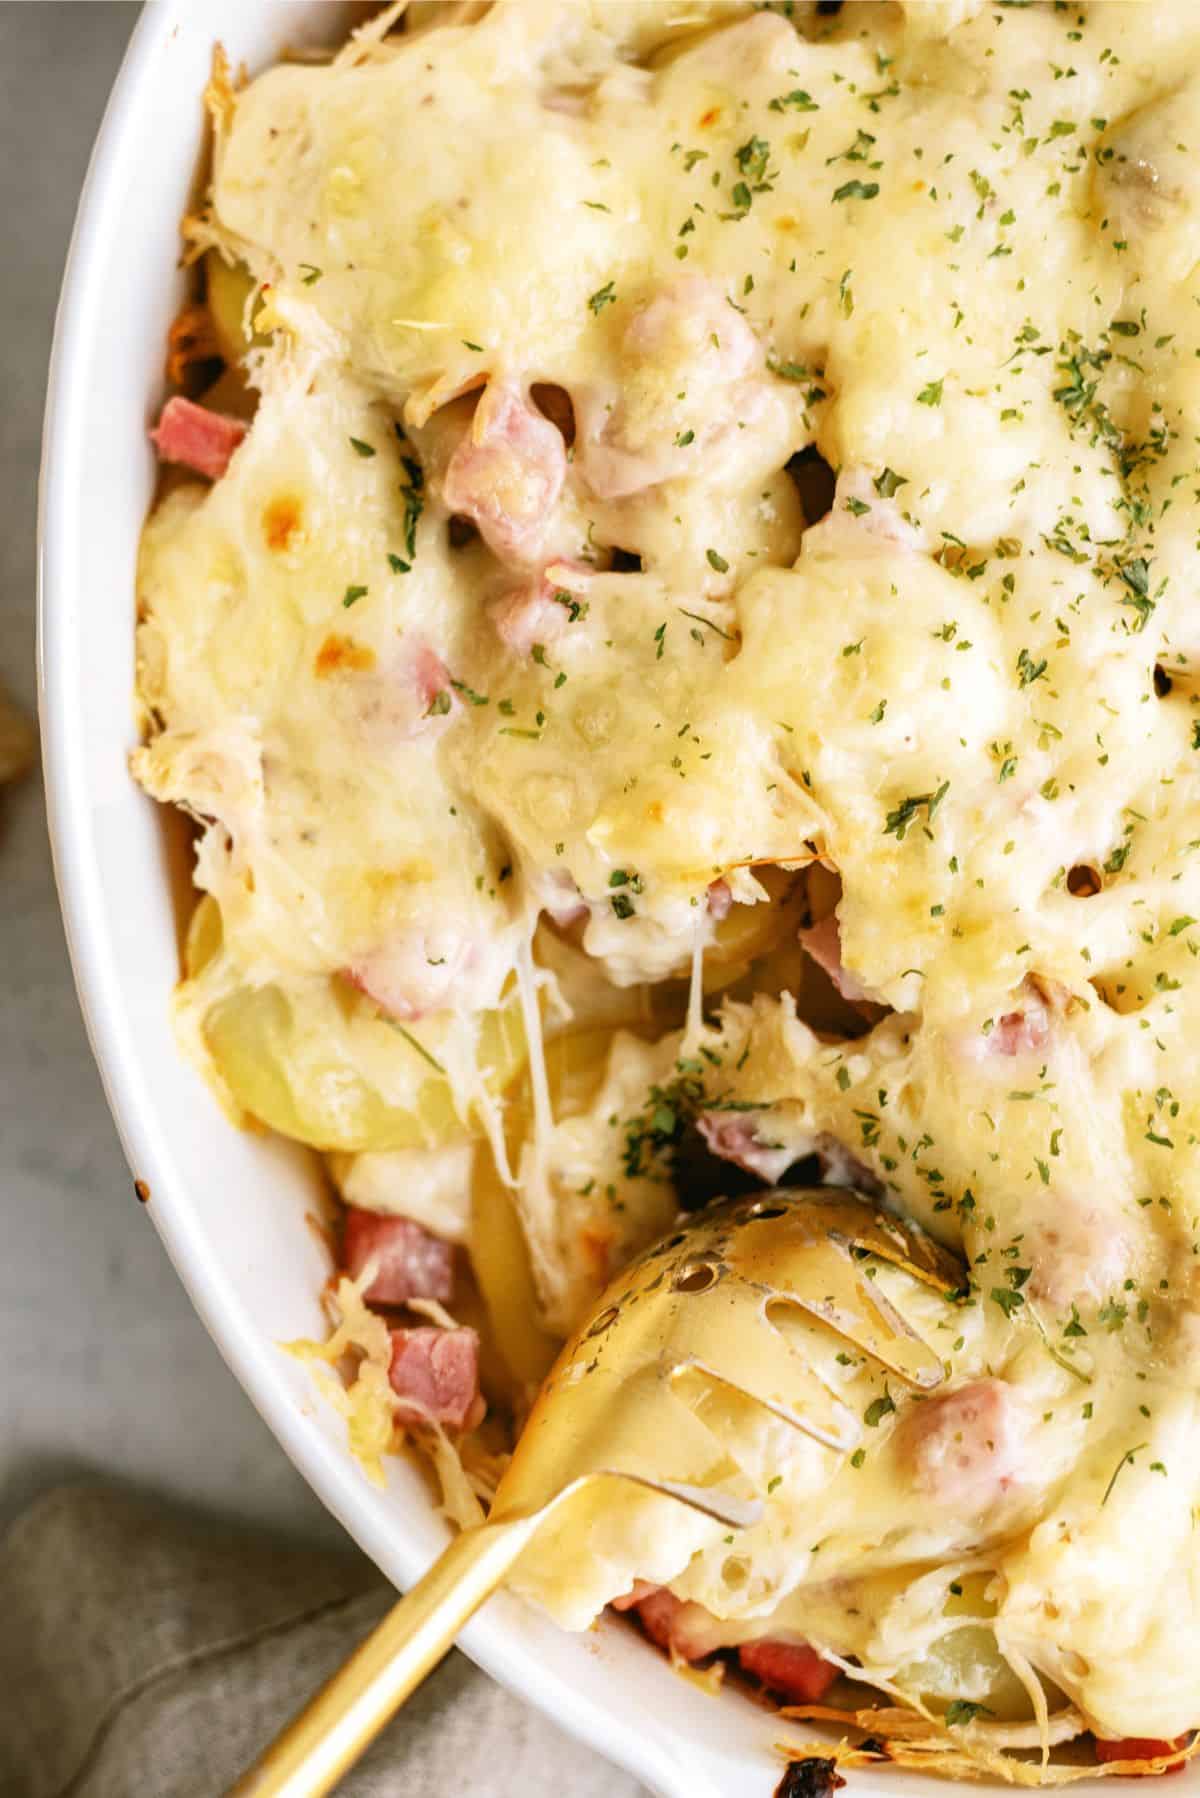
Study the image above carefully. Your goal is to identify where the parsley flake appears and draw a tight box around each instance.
[833,179,880,203]
[769,89,819,114]
[864,1391,896,1428]
[946,1702,994,1729]
[884,781,950,841]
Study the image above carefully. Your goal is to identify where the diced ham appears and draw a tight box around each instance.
[150,395,247,481]
[343,1208,454,1306]
[810,1133,886,1201]
[346,928,474,1022]
[991,1001,1051,1057]
[579,276,773,501]
[803,467,926,561]
[409,645,455,717]
[616,1589,836,1692]
[899,1379,1022,1511]
[697,1112,882,1199]
[612,1580,658,1613]
[1026,1197,1134,1312]
[388,1326,484,1430]
[696,1111,797,1187]
[799,913,874,1005]
[738,1640,839,1705]
[707,878,733,922]
[1094,1737,1188,1771]
[958,974,1071,1066]
[623,275,760,379]
[442,383,566,565]
[337,642,457,746]
[987,974,1070,1057]
[621,1585,726,1661]
[491,562,589,657]
[535,867,589,929]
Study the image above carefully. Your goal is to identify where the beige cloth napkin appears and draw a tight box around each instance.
[0,1485,644,1798]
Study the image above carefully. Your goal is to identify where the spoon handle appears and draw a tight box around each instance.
[226,1512,541,1798]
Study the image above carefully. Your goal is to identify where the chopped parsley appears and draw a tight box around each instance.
[588,280,617,316]
[398,450,425,563]
[450,679,489,707]
[388,1022,446,1076]
[833,178,880,204]
[1102,1442,1149,1507]
[945,1702,994,1729]
[864,1391,895,1428]
[553,589,589,623]
[341,584,367,609]
[873,467,908,499]
[769,88,819,114]
[884,781,950,841]
[1116,557,1155,631]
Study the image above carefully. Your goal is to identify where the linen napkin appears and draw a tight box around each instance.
[0,1484,644,1798]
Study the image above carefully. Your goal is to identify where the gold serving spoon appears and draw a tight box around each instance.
[229,1186,965,1797]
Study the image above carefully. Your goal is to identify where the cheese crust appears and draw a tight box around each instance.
[134,0,1200,1756]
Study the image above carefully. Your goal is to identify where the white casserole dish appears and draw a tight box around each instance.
[34,6,1062,1795]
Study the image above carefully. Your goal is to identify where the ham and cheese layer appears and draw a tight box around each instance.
[133,0,1200,1752]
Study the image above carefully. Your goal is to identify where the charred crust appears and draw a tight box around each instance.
[775,1757,847,1798]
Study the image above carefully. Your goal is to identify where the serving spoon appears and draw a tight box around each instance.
[228,1186,965,1797]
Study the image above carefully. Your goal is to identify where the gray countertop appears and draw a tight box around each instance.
[0,8,640,1788]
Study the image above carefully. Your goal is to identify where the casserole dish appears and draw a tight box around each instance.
[38,6,810,1794]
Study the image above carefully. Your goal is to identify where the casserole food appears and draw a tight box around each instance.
[51,0,1200,1787]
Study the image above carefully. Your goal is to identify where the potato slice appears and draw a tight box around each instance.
[205,249,266,365]
[471,1154,560,1389]
[183,897,527,1154]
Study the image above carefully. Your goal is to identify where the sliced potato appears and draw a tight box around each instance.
[184,892,223,978]
[469,1025,622,1384]
[703,867,807,991]
[899,1624,1038,1723]
[205,249,266,365]
[896,1579,1061,1722]
[203,979,461,1152]
[183,898,528,1154]
[471,1153,560,1388]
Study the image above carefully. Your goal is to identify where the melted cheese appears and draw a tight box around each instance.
[134,0,1200,1751]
